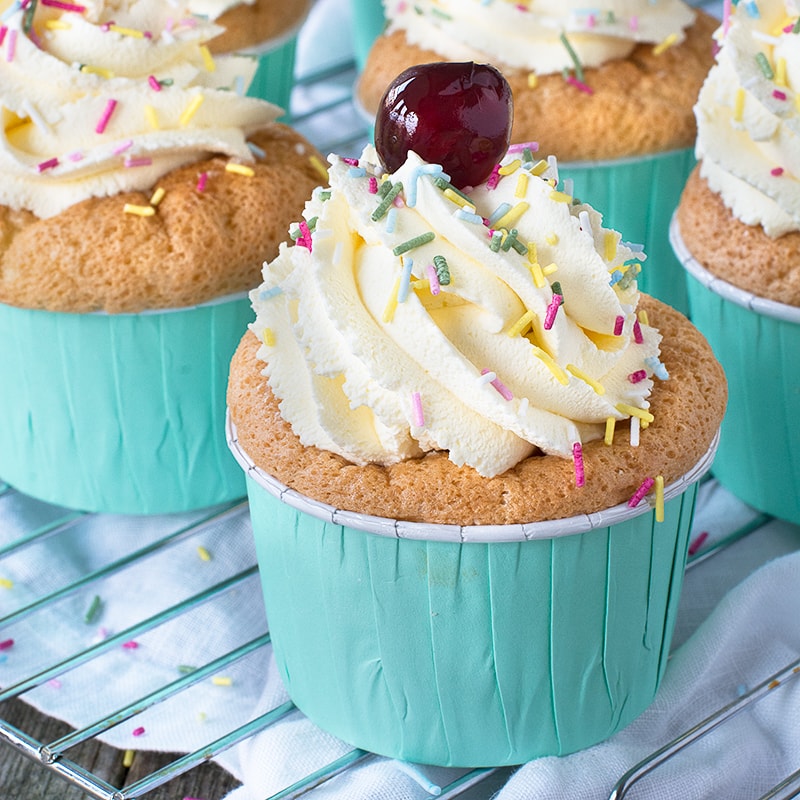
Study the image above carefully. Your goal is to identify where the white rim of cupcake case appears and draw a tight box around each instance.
[226,410,720,543]
[670,214,800,324]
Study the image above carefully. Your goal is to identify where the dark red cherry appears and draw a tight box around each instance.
[374,61,513,190]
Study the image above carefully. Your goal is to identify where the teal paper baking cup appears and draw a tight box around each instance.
[0,295,251,515]
[349,0,386,70]
[243,25,301,114]
[228,414,718,767]
[672,216,800,525]
[559,147,696,316]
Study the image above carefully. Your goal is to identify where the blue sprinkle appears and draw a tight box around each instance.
[348,166,366,178]
[644,356,669,381]
[398,258,414,303]
[488,202,511,226]
[385,207,397,234]
[247,141,266,159]
[259,286,283,301]
[455,208,483,224]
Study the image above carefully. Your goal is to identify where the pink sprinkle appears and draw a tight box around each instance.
[566,75,594,95]
[67,150,84,162]
[628,369,647,384]
[37,157,59,172]
[586,14,596,27]
[368,176,378,194]
[112,139,133,155]
[299,220,312,252]
[723,0,732,36]
[41,0,87,10]
[426,263,441,296]
[132,727,146,737]
[122,641,139,650]
[629,15,639,31]
[7,29,17,62]
[573,442,585,487]
[507,141,539,154]
[342,157,359,166]
[411,391,425,427]
[148,75,161,91]
[48,679,62,689]
[771,167,785,177]
[95,98,118,134]
[486,163,501,190]
[124,156,152,168]
[0,639,14,651]
[481,369,513,401]
[688,530,709,556]
[543,294,562,330]
[196,172,208,192]
[0,27,7,47]
[628,477,655,508]
[773,90,787,101]
[633,317,644,344]
[614,315,625,336]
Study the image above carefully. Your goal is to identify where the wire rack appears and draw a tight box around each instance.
[2,45,799,800]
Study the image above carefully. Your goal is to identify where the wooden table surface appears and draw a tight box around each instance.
[0,697,241,800]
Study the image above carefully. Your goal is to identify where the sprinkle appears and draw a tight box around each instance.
[368,176,378,194]
[199,44,215,72]
[385,207,397,233]
[543,293,562,330]
[559,31,585,82]
[37,157,59,172]
[411,392,425,427]
[655,475,664,522]
[542,262,558,276]
[123,750,135,768]
[488,202,512,227]
[546,233,559,246]
[527,72,538,88]
[633,317,644,344]
[84,595,103,624]
[122,641,139,650]
[371,181,403,221]
[515,173,529,198]
[442,188,471,208]
[628,477,655,508]
[397,256,414,302]
[604,417,615,445]
[145,104,159,130]
[489,230,503,252]
[755,51,774,79]
[196,172,208,192]
[506,310,535,338]
[616,403,654,423]
[48,679,62,689]
[486,163,501,190]
[112,139,133,156]
[644,356,669,381]
[179,94,204,126]
[776,57,787,86]
[41,0,87,10]
[95,98,117,134]
[132,727,146,737]
[211,676,233,686]
[532,346,569,385]
[196,546,212,562]
[426,263,441,295]
[393,232,434,257]
[604,232,617,262]
[124,203,155,217]
[481,369,513,401]
[124,156,152,168]
[528,259,545,288]
[549,190,572,203]
[688,530,709,556]
[773,89,787,102]
[573,442,585,487]
[614,315,625,336]
[493,202,529,230]
[771,166,784,176]
[0,578,13,589]
[309,155,329,181]
[637,307,649,326]
[80,65,114,79]
[383,277,401,323]
[150,187,165,206]
[628,369,647,384]
[769,679,781,690]
[148,75,161,91]
[565,75,594,94]
[262,328,275,346]
[455,207,484,224]
[529,159,549,176]
[226,163,255,177]
[630,415,641,447]
[566,364,604,395]
[653,32,678,56]
[732,87,745,121]
[0,639,14,651]
[498,159,521,176]
[109,24,144,38]
[433,254,451,286]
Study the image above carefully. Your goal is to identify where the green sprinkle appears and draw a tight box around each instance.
[433,255,451,286]
[432,176,472,204]
[793,18,800,33]
[22,0,38,34]
[394,231,435,256]
[618,263,641,291]
[509,236,528,256]
[490,230,503,252]
[551,281,563,298]
[755,52,774,79]
[178,665,197,674]
[377,179,395,198]
[559,32,585,83]
[372,181,403,221]
[317,189,331,201]
[84,595,103,625]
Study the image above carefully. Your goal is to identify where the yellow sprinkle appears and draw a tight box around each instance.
[542,262,558,276]
[123,204,155,217]
[80,64,114,79]
[604,232,617,262]
[212,676,233,687]
[528,260,545,288]
[506,310,535,338]
[411,279,428,290]
[383,277,401,323]
[226,162,255,177]
[0,578,13,589]
[530,159,548,176]
[604,417,616,446]
[527,242,538,263]
[109,24,145,38]
[616,403,655,423]
[775,56,787,87]
[197,546,212,562]
[123,750,135,768]
[733,88,746,122]
[310,155,330,182]
[262,328,275,346]
[443,188,471,208]
[498,159,521,176]
[566,364,605,395]
[655,475,665,522]
[45,19,70,29]
[545,233,559,245]
[527,72,538,89]
[532,346,569,385]
[549,190,572,203]
[179,94,205,127]
[493,201,529,231]
[199,44,216,72]
[638,308,649,327]
[149,187,165,206]
[197,712,207,722]
[144,104,159,130]
[515,172,529,198]
[652,32,678,56]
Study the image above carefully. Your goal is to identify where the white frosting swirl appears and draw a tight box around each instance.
[0,0,280,218]
[251,145,664,477]
[384,0,696,75]
[695,0,800,237]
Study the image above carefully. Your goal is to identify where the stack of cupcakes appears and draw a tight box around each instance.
[672,0,800,524]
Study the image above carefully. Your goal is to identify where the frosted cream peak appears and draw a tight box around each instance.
[251,145,666,478]
[0,0,280,218]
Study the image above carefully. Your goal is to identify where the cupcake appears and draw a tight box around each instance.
[0,0,325,514]
[227,64,727,766]
[356,0,718,314]
[188,0,311,111]
[672,0,800,524]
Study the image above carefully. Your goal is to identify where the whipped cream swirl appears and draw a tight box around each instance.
[0,0,280,218]
[251,145,665,477]
[384,0,696,76]
[695,0,800,237]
